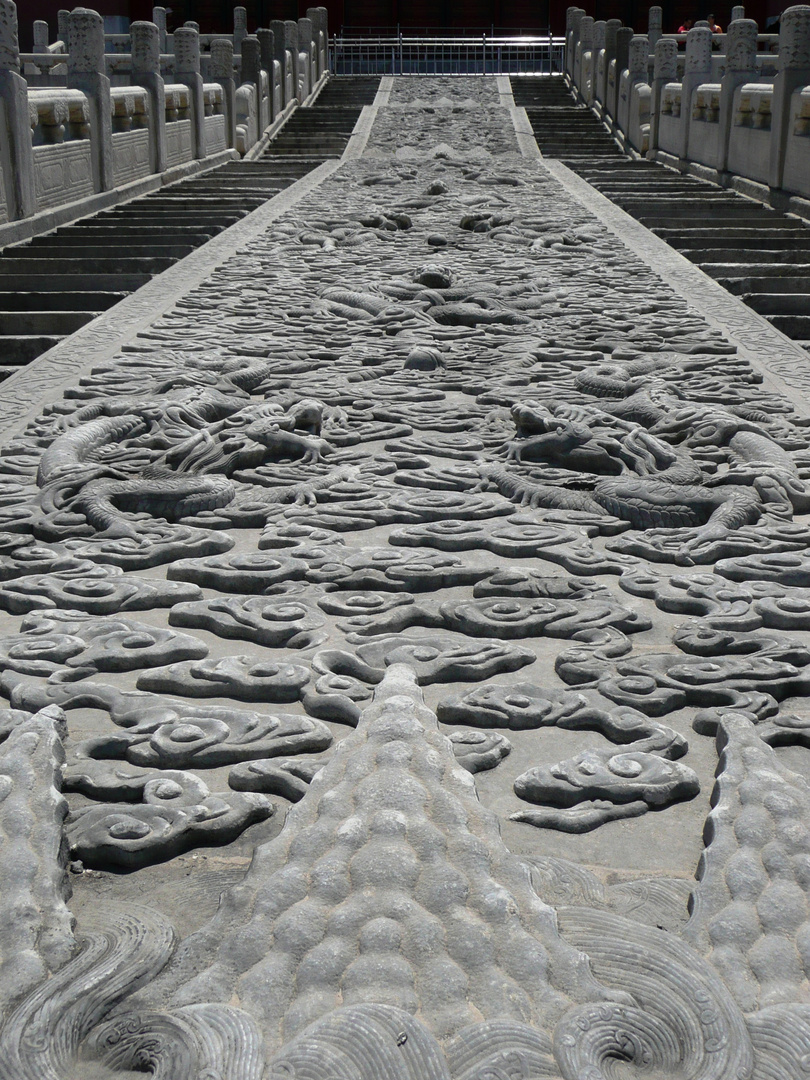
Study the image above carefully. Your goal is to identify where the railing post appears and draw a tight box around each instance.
[613,26,633,121]
[648,6,662,50]
[577,15,594,94]
[269,19,291,106]
[768,5,810,191]
[132,20,166,174]
[152,7,167,53]
[0,0,35,220]
[240,34,262,142]
[649,35,677,151]
[68,7,113,193]
[566,7,585,79]
[57,8,69,45]
[233,7,247,55]
[730,6,746,21]
[717,17,757,172]
[210,37,236,148]
[257,27,274,122]
[298,17,313,98]
[679,26,713,159]
[284,21,300,103]
[174,25,205,159]
[33,19,48,52]
[307,7,328,77]
[600,18,621,115]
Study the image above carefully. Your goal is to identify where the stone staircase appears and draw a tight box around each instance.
[0,76,381,380]
[511,75,810,355]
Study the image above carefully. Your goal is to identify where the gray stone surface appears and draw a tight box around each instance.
[2,73,810,1078]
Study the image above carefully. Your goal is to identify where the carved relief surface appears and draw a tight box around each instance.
[2,76,810,1078]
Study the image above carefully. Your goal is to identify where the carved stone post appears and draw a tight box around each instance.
[648,6,662,49]
[613,26,633,120]
[132,20,166,174]
[298,17,313,98]
[240,34,263,138]
[578,16,594,100]
[566,8,585,78]
[57,8,69,44]
[600,19,622,113]
[68,7,112,192]
[33,19,48,51]
[257,28,274,123]
[730,6,745,21]
[0,0,35,220]
[152,6,167,52]
[307,6,328,77]
[270,19,290,106]
[768,5,810,190]
[174,25,205,159]
[678,26,713,158]
[649,35,677,151]
[211,37,236,148]
[284,21,300,103]
[717,18,757,171]
[233,7,247,55]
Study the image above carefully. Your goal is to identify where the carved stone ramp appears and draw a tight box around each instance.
[513,74,810,356]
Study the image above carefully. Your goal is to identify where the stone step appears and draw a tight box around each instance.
[0,257,176,275]
[0,291,125,311]
[0,335,62,363]
[1,274,150,291]
[5,244,196,261]
[33,231,216,247]
[702,262,810,277]
[726,277,810,293]
[744,293,810,314]
[0,310,98,335]
[687,249,810,265]
[765,314,810,336]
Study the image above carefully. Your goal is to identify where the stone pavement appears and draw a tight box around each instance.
[2,75,810,1078]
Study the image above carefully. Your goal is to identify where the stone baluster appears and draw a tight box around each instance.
[211,37,236,148]
[33,19,48,52]
[307,6,328,78]
[269,19,290,107]
[678,26,713,158]
[593,19,606,57]
[184,20,199,32]
[233,7,247,55]
[132,20,165,173]
[284,21,300,103]
[298,17,314,98]
[769,5,810,190]
[68,7,112,192]
[174,25,205,159]
[577,16,594,99]
[629,33,650,82]
[257,28,274,123]
[717,18,757,171]
[152,6,167,53]
[57,8,69,44]
[600,19,622,114]
[648,6,662,49]
[730,6,745,21]
[612,26,633,120]
[566,8,585,78]
[649,35,678,150]
[240,33,262,141]
[0,0,35,220]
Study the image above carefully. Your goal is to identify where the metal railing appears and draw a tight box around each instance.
[329,34,565,76]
